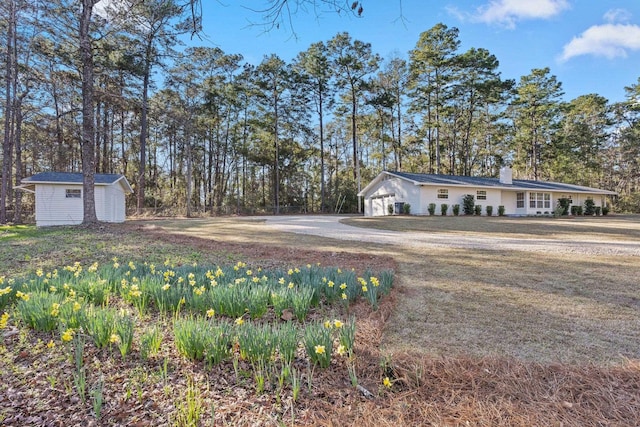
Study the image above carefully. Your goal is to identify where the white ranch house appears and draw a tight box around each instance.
[18,172,133,226]
[359,168,616,217]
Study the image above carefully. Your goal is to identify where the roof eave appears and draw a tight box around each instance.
[115,176,134,194]
[415,181,616,195]
[14,184,35,193]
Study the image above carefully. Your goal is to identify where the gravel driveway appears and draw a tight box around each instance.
[260,215,640,256]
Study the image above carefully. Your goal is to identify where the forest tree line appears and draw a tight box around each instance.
[1,0,640,223]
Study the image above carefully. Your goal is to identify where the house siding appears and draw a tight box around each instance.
[419,186,502,215]
[360,172,614,217]
[363,177,406,216]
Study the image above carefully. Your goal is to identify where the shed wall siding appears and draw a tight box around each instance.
[34,183,127,226]
[35,184,84,226]
[104,184,127,222]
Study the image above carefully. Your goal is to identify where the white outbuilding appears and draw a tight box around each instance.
[18,172,133,226]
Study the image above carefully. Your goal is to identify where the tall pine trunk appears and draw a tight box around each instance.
[1,0,15,224]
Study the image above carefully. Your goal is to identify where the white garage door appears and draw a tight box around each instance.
[371,194,395,216]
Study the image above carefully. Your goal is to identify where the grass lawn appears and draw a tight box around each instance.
[342,214,640,242]
[1,216,639,426]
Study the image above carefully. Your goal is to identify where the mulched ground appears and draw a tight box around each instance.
[1,223,639,426]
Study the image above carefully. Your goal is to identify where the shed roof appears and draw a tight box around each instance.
[18,172,133,193]
[359,171,616,196]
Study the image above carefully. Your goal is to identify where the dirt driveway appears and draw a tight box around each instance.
[260,215,640,256]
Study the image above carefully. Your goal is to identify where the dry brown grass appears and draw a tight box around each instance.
[343,214,640,242]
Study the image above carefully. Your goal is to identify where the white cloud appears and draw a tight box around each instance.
[603,8,632,24]
[559,23,640,61]
[473,0,571,28]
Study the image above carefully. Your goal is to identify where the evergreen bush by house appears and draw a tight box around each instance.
[463,195,475,215]
[452,204,460,216]
[486,205,493,216]
[557,198,571,216]
[584,199,596,216]
[440,204,448,216]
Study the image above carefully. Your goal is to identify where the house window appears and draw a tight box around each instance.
[66,189,81,199]
[516,192,525,208]
[477,190,487,201]
[529,192,551,209]
[437,189,448,199]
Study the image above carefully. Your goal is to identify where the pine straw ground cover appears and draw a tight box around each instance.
[1,220,639,426]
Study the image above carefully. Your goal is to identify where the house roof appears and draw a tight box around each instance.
[18,172,133,194]
[359,171,617,196]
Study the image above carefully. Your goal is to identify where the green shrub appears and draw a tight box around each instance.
[387,204,393,215]
[498,205,505,216]
[452,204,460,216]
[428,203,436,216]
[440,204,448,216]
[557,198,571,216]
[402,203,411,215]
[474,205,482,216]
[595,206,602,216]
[462,194,475,215]
[584,199,596,216]
[486,205,493,217]
[602,205,610,216]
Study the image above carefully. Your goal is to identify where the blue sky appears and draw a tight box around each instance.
[190,0,640,103]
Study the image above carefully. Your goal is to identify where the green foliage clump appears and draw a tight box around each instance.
[452,204,460,216]
[583,199,596,216]
[557,198,571,216]
[428,203,436,216]
[440,204,448,216]
[486,206,493,217]
[474,205,482,216]
[463,194,475,215]
[303,321,333,368]
[16,291,64,332]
